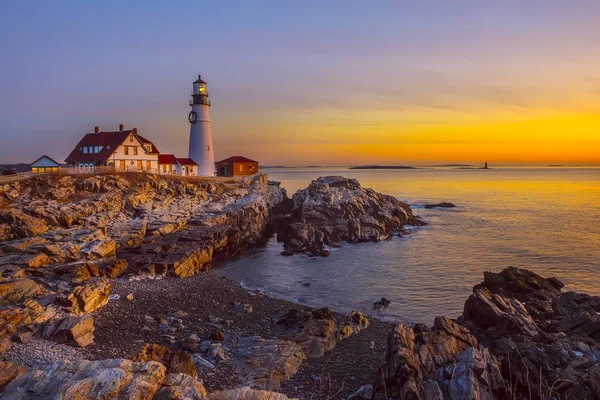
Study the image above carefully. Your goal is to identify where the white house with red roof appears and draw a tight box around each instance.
[157,154,198,176]
[65,124,160,172]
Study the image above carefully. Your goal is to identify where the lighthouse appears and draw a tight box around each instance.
[188,75,215,176]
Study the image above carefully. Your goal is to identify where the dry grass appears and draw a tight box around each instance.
[506,349,576,400]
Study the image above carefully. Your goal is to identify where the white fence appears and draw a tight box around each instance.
[0,167,263,185]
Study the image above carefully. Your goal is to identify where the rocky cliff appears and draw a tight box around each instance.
[0,173,286,278]
[373,267,600,399]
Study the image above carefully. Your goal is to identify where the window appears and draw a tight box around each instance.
[146,160,151,170]
[137,160,142,170]
[239,165,243,172]
[130,135,134,142]
[83,147,88,154]
[249,165,254,170]
[207,145,210,151]
[162,165,166,173]
[124,146,129,155]
[133,147,138,156]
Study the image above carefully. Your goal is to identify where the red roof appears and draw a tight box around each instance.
[176,158,198,166]
[137,134,160,154]
[65,130,159,164]
[216,156,259,164]
[158,154,177,164]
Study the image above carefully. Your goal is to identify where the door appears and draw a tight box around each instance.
[146,160,151,171]
[137,160,142,171]
[119,160,125,171]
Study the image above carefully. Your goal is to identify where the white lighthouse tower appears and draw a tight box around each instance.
[188,75,215,176]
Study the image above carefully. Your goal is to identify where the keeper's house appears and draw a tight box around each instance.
[30,155,62,173]
[215,156,259,177]
[65,125,160,172]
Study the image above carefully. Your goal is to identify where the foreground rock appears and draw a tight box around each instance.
[278,176,423,256]
[1,358,184,399]
[41,315,94,347]
[57,279,111,315]
[276,307,369,358]
[134,343,198,378]
[374,267,600,400]
[208,387,298,400]
[0,361,26,392]
[235,336,306,390]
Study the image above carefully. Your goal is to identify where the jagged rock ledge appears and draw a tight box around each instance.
[276,176,424,256]
[373,267,600,400]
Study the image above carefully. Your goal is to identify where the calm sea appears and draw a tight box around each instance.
[215,167,600,324]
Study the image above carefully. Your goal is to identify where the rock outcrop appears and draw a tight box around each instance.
[133,343,198,378]
[276,307,369,358]
[57,279,111,315]
[277,176,423,256]
[208,387,298,400]
[0,173,288,356]
[0,173,287,278]
[0,361,26,392]
[234,336,306,390]
[373,267,600,400]
[0,279,46,305]
[41,315,94,347]
[2,358,170,399]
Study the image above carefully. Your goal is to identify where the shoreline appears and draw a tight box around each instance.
[6,270,391,398]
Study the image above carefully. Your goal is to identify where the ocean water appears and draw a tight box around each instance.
[215,167,600,324]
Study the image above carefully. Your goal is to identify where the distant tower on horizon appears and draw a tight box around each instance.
[188,74,216,176]
[484,161,489,169]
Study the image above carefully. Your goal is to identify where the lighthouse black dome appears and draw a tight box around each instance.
[193,75,207,84]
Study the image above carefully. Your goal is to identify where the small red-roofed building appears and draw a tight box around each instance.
[158,154,178,175]
[215,156,259,177]
[176,158,199,176]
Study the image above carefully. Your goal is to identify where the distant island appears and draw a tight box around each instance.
[261,165,325,169]
[424,164,475,168]
[349,165,415,170]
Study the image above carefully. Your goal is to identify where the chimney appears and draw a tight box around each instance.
[119,124,124,131]
[94,126,99,134]
[133,128,138,134]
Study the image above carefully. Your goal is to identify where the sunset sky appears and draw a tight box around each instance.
[1,1,599,166]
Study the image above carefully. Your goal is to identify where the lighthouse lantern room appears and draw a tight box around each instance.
[188,74,215,176]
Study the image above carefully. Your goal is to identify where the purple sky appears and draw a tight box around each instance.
[1,1,599,165]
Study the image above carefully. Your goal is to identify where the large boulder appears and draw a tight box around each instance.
[461,267,600,399]
[234,336,306,390]
[41,315,94,347]
[372,317,504,399]
[1,358,166,399]
[133,343,197,378]
[57,279,111,315]
[208,387,298,400]
[153,373,207,400]
[0,299,55,338]
[278,176,423,255]
[0,279,46,305]
[0,360,26,392]
[275,308,368,358]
